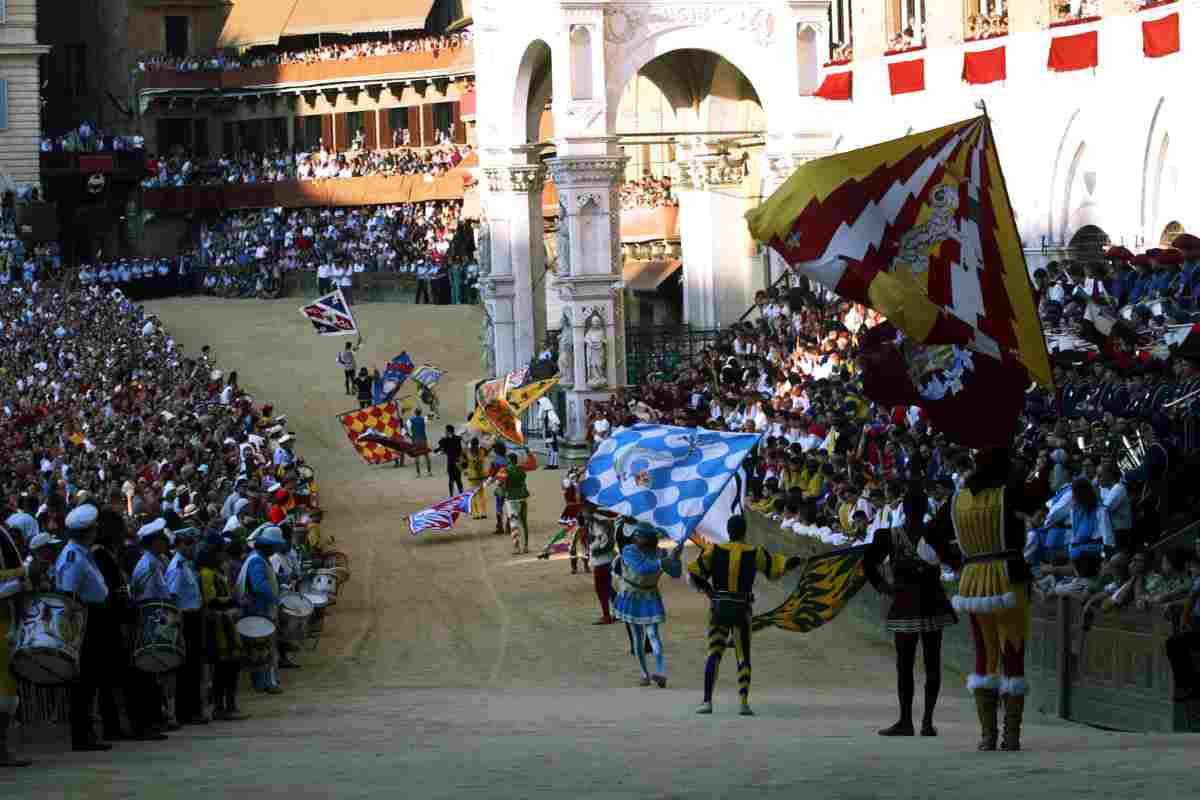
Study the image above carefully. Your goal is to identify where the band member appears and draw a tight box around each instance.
[687,516,801,716]
[238,526,285,694]
[55,504,113,751]
[462,438,491,520]
[612,523,684,688]
[131,518,172,731]
[166,528,205,724]
[1,525,31,766]
[197,539,247,720]
[864,489,957,737]
[923,448,1043,752]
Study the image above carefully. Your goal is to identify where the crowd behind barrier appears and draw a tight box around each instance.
[136,32,472,75]
[1,283,340,762]
[619,174,677,211]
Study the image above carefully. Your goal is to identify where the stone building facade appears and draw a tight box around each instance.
[0,0,50,191]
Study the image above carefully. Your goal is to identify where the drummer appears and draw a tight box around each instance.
[239,525,284,694]
[166,528,204,725]
[131,518,172,731]
[54,504,113,752]
[23,532,62,591]
[1,524,32,767]
[271,525,305,670]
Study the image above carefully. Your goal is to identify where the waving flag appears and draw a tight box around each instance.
[381,352,415,400]
[408,492,474,535]
[579,424,759,543]
[746,115,1053,390]
[337,401,405,464]
[300,288,358,336]
[411,364,444,388]
[467,376,560,445]
[751,546,869,633]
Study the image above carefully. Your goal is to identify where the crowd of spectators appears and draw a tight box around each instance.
[76,256,194,300]
[196,202,478,304]
[136,31,472,74]
[888,25,927,53]
[965,11,1009,40]
[576,246,1200,695]
[619,173,677,211]
[0,282,333,758]
[142,142,471,189]
[40,122,144,154]
[1,237,65,287]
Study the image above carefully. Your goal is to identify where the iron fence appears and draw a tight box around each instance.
[624,324,725,385]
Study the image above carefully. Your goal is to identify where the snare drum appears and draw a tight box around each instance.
[10,592,88,686]
[237,616,276,668]
[277,593,314,643]
[304,592,328,633]
[131,600,185,673]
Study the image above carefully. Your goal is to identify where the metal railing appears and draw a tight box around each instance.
[624,324,724,384]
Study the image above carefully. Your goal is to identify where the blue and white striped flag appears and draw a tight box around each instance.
[408,492,474,536]
[579,424,760,543]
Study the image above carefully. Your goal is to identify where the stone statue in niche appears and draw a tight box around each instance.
[477,219,492,277]
[556,202,571,277]
[481,307,496,378]
[557,310,574,385]
[584,312,607,389]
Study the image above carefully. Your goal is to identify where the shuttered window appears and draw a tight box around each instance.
[0,80,9,131]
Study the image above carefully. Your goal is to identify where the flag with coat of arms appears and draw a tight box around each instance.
[579,424,759,543]
[299,288,358,336]
[745,115,1053,392]
[381,352,415,400]
[409,492,474,535]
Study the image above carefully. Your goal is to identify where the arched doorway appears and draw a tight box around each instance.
[613,48,766,352]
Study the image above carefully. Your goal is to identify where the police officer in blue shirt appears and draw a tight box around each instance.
[54,504,113,752]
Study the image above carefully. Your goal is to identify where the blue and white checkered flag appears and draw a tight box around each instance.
[580,424,760,543]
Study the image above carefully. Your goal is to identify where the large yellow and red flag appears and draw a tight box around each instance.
[746,115,1053,389]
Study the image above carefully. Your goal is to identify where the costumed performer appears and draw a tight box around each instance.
[462,438,491,520]
[687,515,801,716]
[923,447,1043,752]
[561,467,588,574]
[863,488,957,737]
[612,523,684,687]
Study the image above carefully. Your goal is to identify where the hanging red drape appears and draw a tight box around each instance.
[1048,30,1098,72]
[814,71,853,101]
[962,46,1007,85]
[1142,13,1180,58]
[887,58,925,95]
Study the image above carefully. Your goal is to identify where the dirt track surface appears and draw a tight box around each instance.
[2,299,1187,799]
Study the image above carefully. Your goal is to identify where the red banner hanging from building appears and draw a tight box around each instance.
[1142,13,1180,58]
[962,46,1007,85]
[78,155,115,173]
[1048,30,1098,72]
[814,71,853,101]
[887,58,925,95]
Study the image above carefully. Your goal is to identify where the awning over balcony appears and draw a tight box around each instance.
[623,259,682,291]
[217,0,297,49]
[282,0,436,37]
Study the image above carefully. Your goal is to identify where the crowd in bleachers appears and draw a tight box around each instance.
[142,143,471,189]
[1,237,65,287]
[619,174,677,211]
[136,31,472,74]
[0,283,335,763]
[197,202,478,304]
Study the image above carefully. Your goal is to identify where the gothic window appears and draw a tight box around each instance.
[827,0,854,61]
[570,26,594,101]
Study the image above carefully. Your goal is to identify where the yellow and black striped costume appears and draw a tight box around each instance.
[688,542,789,706]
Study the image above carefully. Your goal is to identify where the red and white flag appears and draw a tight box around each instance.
[408,492,474,536]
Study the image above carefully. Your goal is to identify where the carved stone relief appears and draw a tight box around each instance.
[603,5,776,47]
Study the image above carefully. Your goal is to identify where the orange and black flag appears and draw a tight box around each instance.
[751,546,868,634]
[746,115,1053,391]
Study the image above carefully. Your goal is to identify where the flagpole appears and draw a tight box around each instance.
[974,100,1057,393]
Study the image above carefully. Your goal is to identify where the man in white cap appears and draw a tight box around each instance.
[24,532,62,591]
[165,528,205,725]
[238,524,285,694]
[131,519,170,601]
[54,504,113,751]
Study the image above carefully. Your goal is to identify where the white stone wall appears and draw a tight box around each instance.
[0,0,49,189]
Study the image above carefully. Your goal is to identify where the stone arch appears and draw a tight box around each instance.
[1051,108,1112,246]
[606,25,777,131]
[1047,108,1082,243]
[512,39,554,144]
[569,26,595,101]
[1142,97,1188,243]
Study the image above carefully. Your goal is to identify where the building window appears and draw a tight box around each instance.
[345,111,365,150]
[432,103,453,143]
[965,0,1008,40]
[0,79,8,131]
[302,116,323,150]
[62,43,88,97]
[164,16,190,58]
[887,0,927,52]
[827,0,854,61]
[1049,0,1100,24]
[388,107,410,146]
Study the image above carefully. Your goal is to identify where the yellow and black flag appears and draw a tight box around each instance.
[751,546,868,633]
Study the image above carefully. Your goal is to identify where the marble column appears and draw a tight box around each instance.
[547,154,627,454]
[675,145,758,328]
[480,150,547,379]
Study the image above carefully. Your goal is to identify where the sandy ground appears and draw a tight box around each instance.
[2,299,1190,799]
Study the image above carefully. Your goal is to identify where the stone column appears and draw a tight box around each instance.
[480,149,547,379]
[547,154,627,455]
[675,145,757,328]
